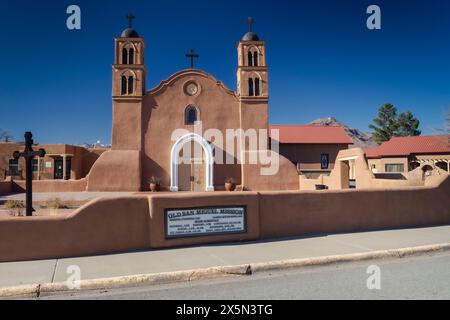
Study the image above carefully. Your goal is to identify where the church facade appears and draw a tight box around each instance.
[90,21,300,192]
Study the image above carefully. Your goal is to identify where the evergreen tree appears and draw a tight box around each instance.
[396,111,421,137]
[369,104,421,145]
[369,104,399,144]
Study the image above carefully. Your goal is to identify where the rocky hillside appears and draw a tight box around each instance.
[309,117,376,148]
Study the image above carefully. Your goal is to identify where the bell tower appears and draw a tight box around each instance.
[111,13,146,151]
[237,17,269,134]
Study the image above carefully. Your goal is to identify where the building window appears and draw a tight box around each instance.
[8,159,19,176]
[122,48,128,64]
[121,75,134,95]
[255,78,260,96]
[253,52,259,66]
[185,106,198,125]
[385,164,405,173]
[321,154,330,170]
[128,48,135,64]
[32,159,39,172]
[248,78,254,96]
[128,76,134,94]
[248,51,253,67]
[121,76,127,95]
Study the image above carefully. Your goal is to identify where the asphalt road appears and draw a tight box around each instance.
[39,251,450,300]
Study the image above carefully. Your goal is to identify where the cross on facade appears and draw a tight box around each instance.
[186,49,199,69]
[13,132,46,217]
[126,12,136,28]
[247,16,255,32]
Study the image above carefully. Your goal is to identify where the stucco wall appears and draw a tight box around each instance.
[279,143,349,171]
[12,179,87,193]
[0,176,449,263]
[141,70,243,190]
[0,197,150,262]
[86,150,141,192]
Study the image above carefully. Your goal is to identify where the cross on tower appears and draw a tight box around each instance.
[247,16,255,32]
[186,49,199,69]
[126,12,135,28]
[13,132,46,217]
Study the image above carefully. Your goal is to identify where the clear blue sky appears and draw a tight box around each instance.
[0,0,449,144]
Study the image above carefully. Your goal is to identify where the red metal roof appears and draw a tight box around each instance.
[269,125,353,144]
[364,135,450,158]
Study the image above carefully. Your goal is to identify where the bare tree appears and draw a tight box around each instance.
[0,129,13,142]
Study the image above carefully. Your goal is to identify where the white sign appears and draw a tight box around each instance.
[165,207,246,239]
[45,161,52,168]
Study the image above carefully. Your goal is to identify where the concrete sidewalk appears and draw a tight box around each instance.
[1,225,449,289]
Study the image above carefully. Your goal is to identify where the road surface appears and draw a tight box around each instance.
[38,251,450,300]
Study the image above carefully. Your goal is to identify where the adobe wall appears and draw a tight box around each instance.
[279,143,348,171]
[86,150,142,192]
[12,179,87,193]
[147,192,260,248]
[241,151,299,191]
[0,197,150,262]
[299,148,444,190]
[260,175,450,239]
[0,176,448,263]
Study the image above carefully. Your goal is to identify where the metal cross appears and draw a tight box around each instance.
[126,12,136,28]
[186,49,199,69]
[247,17,255,32]
[13,132,46,217]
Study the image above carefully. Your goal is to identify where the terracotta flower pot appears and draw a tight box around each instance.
[225,182,236,192]
[149,183,159,192]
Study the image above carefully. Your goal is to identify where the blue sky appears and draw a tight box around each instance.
[0,0,449,144]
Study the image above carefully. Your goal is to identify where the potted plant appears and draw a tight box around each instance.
[148,176,162,192]
[225,177,237,192]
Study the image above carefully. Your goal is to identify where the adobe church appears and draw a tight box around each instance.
[90,16,302,192]
[1,16,355,193]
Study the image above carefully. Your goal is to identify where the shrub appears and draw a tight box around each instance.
[40,198,70,210]
[5,200,25,217]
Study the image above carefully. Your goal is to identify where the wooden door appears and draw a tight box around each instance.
[191,158,206,192]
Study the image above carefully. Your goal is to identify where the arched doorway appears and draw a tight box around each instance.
[170,133,214,192]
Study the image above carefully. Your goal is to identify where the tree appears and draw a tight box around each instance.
[0,129,13,142]
[369,104,399,145]
[369,104,421,144]
[396,111,421,137]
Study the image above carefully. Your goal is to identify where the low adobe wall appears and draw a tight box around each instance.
[0,176,449,262]
[261,174,450,239]
[12,179,87,193]
[0,197,150,262]
[0,180,12,195]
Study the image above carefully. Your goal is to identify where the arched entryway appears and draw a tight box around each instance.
[170,133,214,192]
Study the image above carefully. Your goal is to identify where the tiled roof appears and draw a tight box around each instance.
[269,125,353,144]
[364,135,450,158]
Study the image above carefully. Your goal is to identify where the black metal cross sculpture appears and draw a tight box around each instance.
[13,132,46,217]
[186,49,199,69]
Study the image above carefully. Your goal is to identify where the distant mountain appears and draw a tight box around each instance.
[309,117,376,148]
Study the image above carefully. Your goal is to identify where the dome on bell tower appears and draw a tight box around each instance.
[121,12,139,38]
[121,28,139,38]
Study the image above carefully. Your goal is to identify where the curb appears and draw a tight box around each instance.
[1,242,449,299]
